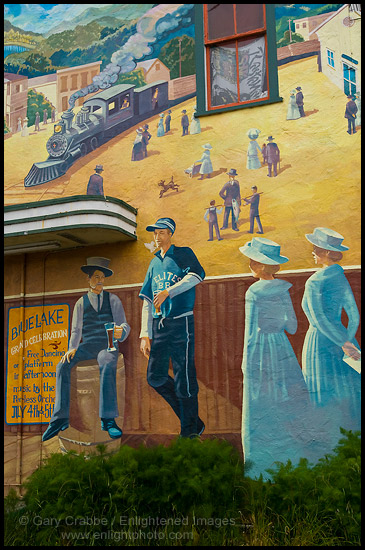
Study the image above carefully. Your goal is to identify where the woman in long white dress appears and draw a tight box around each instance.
[21,117,29,137]
[190,107,201,135]
[286,90,301,120]
[197,143,213,180]
[246,128,262,170]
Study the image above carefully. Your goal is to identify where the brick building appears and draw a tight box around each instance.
[4,72,28,133]
[56,60,102,113]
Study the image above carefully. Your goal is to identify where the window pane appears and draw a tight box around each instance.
[236,4,264,34]
[209,41,238,106]
[349,66,356,83]
[238,36,267,101]
[207,4,235,40]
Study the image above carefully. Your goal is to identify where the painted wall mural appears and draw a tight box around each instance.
[4,4,361,490]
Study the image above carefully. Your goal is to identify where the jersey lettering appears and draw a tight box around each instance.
[153,271,181,286]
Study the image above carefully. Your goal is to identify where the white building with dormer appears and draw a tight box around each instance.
[310,4,361,96]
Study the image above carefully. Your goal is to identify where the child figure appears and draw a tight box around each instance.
[204,200,223,241]
[261,143,267,165]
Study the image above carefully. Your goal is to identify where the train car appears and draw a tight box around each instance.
[24,81,169,187]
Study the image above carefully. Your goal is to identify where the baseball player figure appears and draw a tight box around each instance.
[139,217,205,438]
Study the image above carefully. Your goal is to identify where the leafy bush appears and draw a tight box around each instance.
[246,428,361,545]
[26,89,54,127]
[4,430,361,546]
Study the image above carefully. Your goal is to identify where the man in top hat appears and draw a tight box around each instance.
[165,109,172,133]
[142,124,152,157]
[139,217,206,438]
[181,109,189,136]
[244,185,263,234]
[87,165,104,196]
[344,94,358,135]
[295,86,305,117]
[266,136,280,178]
[219,169,241,232]
[42,257,130,442]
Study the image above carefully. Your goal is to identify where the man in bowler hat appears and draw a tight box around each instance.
[219,169,241,232]
[142,124,152,157]
[266,136,280,177]
[42,257,130,441]
[344,94,358,135]
[165,110,172,133]
[87,165,104,195]
[296,86,305,117]
[244,186,263,234]
[181,110,189,136]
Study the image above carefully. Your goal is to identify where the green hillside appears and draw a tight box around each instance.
[4,19,42,37]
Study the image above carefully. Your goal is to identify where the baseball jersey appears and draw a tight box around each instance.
[139,245,205,319]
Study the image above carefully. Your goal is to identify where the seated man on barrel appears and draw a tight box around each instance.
[42,257,130,441]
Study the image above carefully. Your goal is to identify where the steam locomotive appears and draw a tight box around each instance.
[24,80,169,187]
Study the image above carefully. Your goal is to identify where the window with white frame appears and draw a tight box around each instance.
[327,49,335,68]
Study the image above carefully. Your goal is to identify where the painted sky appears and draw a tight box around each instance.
[4,4,112,33]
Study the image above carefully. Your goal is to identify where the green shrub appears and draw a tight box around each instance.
[246,428,361,546]
[26,89,54,127]
[4,430,361,546]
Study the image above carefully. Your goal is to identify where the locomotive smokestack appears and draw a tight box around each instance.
[61,109,74,131]
[80,106,90,123]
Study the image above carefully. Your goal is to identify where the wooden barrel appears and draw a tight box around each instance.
[58,354,125,454]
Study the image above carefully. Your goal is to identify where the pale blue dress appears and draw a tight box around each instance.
[246,140,262,169]
[287,94,301,120]
[301,264,361,453]
[157,118,165,137]
[198,149,213,174]
[241,279,317,481]
[190,112,201,134]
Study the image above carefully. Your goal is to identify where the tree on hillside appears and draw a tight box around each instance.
[26,89,55,127]
[24,53,51,73]
[116,68,146,88]
[99,26,119,40]
[277,30,304,48]
[40,21,103,56]
[159,35,196,80]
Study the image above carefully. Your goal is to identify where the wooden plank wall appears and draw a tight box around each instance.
[4,269,361,494]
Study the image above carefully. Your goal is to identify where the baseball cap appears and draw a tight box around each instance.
[146,217,176,234]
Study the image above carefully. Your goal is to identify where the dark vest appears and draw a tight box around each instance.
[208,207,218,223]
[82,291,113,347]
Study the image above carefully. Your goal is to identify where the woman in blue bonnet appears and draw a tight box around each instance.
[301,228,361,451]
[157,113,165,137]
[239,238,315,480]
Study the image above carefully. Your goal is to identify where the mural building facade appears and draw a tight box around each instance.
[4,3,361,493]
